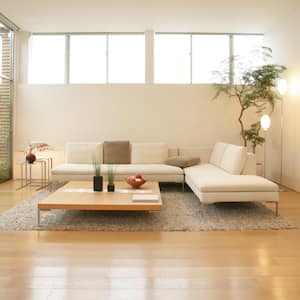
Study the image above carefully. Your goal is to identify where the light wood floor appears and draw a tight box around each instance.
[0,180,300,300]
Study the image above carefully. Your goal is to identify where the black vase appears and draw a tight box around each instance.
[93,176,103,192]
[107,183,115,192]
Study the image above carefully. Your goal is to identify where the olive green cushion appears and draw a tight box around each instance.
[103,141,130,164]
[166,156,200,168]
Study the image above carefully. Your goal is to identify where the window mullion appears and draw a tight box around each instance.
[106,34,109,84]
[190,34,193,84]
[229,34,234,84]
[65,34,70,84]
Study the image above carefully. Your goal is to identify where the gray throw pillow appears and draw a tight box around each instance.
[103,141,130,164]
[166,156,200,168]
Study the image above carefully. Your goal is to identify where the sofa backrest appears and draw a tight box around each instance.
[168,147,179,157]
[209,142,255,175]
[65,142,177,165]
[65,142,103,164]
[209,142,227,166]
[219,144,247,175]
[131,142,169,164]
[63,142,256,174]
[179,144,256,175]
[179,147,211,163]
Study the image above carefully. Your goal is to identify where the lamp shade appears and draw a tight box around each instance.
[260,114,271,131]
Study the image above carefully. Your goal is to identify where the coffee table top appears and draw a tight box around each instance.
[38,181,162,211]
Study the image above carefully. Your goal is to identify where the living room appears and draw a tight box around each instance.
[0,0,300,299]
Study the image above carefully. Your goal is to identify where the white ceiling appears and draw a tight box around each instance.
[1,0,299,33]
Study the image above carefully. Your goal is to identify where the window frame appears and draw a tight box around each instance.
[107,34,146,84]
[30,32,145,85]
[69,34,108,84]
[28,34,67,84]
[28,32,264,85]
[155,32,230,84]
[154,33,192,84]
[155,32,263,84]
[191,34,231,84]
[232,34,265,84]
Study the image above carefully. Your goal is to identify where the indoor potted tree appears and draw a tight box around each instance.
[213,47,286,153]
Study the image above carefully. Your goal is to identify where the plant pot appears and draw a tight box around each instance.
[107,183,115,192]
[93,176,103,192]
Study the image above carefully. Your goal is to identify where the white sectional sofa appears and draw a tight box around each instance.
[51,141,279,214]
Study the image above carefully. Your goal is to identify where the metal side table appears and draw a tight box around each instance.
[17,157,53,190]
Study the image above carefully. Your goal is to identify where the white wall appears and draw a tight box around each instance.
[13,84,259,178]
[14,84,251,149]
[265,4,300,190]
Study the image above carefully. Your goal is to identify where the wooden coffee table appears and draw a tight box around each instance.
[37,181,162,225]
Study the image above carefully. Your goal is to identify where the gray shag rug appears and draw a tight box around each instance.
[0,182,297,231]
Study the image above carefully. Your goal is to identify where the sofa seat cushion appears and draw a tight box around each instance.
[52,164,95,175]
[101,164,183,175]
[52,163,184,176]
[184,164,278,192]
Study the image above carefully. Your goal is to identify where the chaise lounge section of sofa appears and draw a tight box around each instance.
[183,142,279,214]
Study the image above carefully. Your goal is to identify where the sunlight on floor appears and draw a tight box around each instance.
[0,180,39,212]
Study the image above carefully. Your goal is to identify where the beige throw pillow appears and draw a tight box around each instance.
[166,156,200,168]
[103,141,130,164]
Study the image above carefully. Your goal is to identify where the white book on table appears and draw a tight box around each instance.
[132,194,159,201]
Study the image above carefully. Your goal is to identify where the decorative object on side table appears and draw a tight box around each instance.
[93,157,103,192]
[25,142,49,164]
[126,173,146,189]
[26,148,36,164]
[107,166,115,192]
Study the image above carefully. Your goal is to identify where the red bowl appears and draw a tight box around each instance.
[126,177,146,189]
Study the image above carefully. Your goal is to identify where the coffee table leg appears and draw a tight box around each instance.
[37,208,40,226]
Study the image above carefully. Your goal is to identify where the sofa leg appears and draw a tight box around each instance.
[275,202,279,216]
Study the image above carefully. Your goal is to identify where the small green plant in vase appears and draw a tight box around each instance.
[93,155,103,192]
[107,166,115,192]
